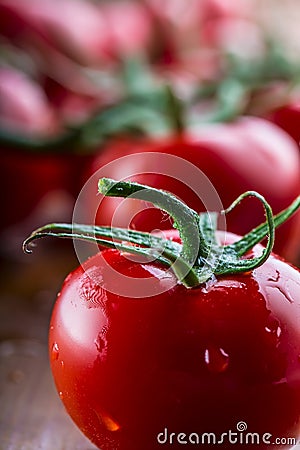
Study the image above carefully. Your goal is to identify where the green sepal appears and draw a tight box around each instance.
[23,177,300,289]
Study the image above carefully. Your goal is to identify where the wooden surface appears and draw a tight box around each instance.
[0,239,97,450]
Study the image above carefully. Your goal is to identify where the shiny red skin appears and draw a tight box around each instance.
[49,230,300,450]
[84,117,300,262]
[266,103,300,147]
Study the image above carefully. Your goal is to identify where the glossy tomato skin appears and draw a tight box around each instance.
[83,117,300,262]
[266,103,300,147]
[49,231,300,449]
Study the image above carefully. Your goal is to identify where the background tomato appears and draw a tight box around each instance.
[266,102,300,147]
[83,116,300,263]
[49,230,300,450]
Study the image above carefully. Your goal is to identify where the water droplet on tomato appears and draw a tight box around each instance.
[51,342,59,361]
[265,325,282,338]
[59,391,64,400]
[264,316,282,338]
[79,269,107,310]
[267,270,280,283]
[204,346,229,373]
[94,326,108,358]
[267,271,299,304]
[201,275,217,293]
[94,409,121,432]
[276,327,282,338]
[283,278,300,304]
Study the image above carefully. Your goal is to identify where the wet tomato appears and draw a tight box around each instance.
[49,230,300,450]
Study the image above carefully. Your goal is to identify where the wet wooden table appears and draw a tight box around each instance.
[0,239,97,450]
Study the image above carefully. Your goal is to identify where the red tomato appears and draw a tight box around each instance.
[0,148,92,234]
[0,68,92,235]
[146,0,257,68]
[0,0,108,66]
[266,102,300,147]
[82,117,300,263]
[0,68,57,136]
[49,229,300,450]
[0,0,152,66]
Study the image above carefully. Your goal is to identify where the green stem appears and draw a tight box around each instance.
[222,191,275,263]
[98,177,206,265]
[229,195,300,256]
[164,85,185,133]
[23,179,300,289]
[199,78,247,124]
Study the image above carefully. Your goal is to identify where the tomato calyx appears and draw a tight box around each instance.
[23,178,300,288]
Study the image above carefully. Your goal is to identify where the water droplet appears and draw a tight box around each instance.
[59,391,64,400]
[204,346,229,373]
[51,342,59,361]
[265,325,282,337]
[276,286,294,303]
[94,326,108,358]
[265,316,282,339]
[276,327,282,338]
[283,278,300,304]
[79,268,107,310]
[201,275,217,294]
[267,270,280,283]
[94,409,120,432]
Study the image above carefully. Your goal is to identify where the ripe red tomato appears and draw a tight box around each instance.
[0,147,92,234]
[0,67,84,234]
[0,67,57,136]
[82,116,300,262]
[0,0,152,66]
[266,102,300,147]
[49,229,300,450]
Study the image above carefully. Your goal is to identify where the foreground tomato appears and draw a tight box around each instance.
[24,179,300,450]
[47,233,300,450]
[83,116,300,262]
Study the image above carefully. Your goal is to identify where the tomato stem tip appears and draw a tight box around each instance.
[23,180,300,289]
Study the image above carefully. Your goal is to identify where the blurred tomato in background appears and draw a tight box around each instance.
[81,116,300,262]
[1,1,300,449]
[0,0,299,265]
